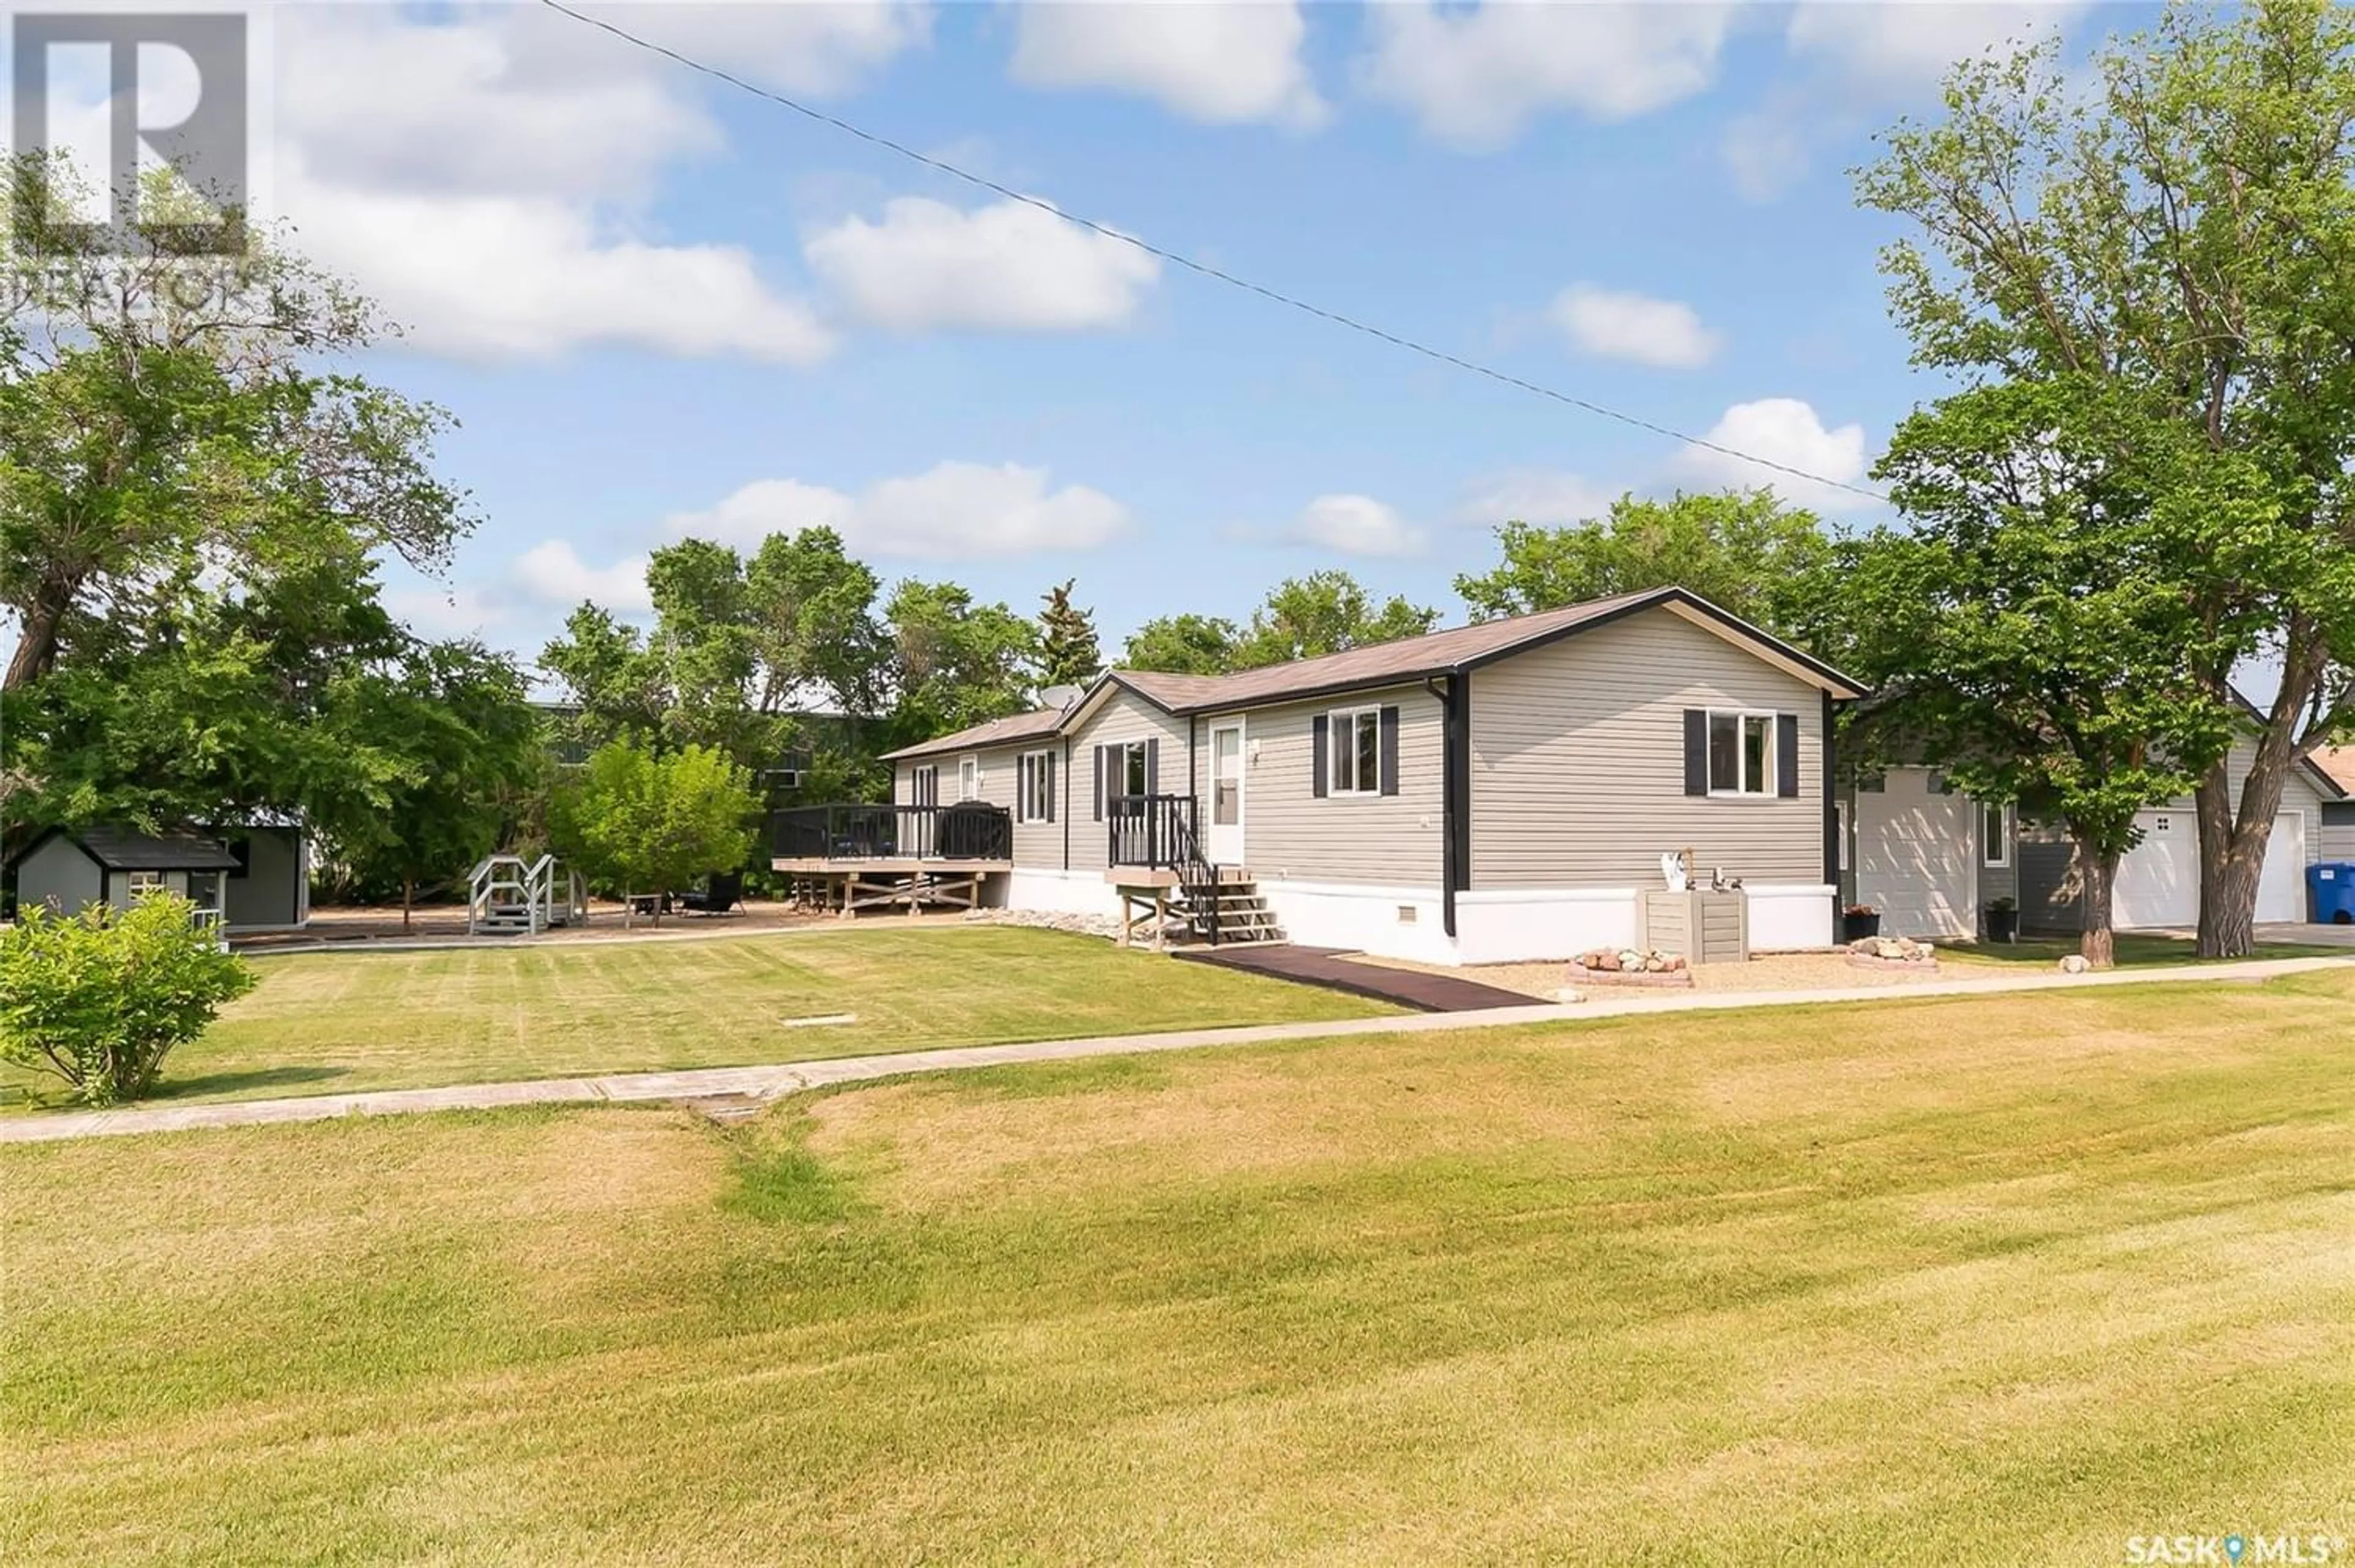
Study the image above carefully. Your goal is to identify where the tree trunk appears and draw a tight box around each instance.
[2193,748,2291,961]
[402,876,413,933]
[2077,839,2120,970]
[2,595,66,690]
[2197,630,2327,958]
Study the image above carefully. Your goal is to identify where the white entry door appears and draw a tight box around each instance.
[1207,721,1245,865]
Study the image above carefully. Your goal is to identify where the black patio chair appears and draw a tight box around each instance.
[679,871,743,916]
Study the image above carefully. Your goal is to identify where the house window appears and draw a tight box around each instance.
[957,756,979,802]
[1708,711,1775,797]
[1328,708,1382,797]
[1835,801,1851,873]
[1109,740,1148,800]
[1016,751,1056,824]
[1982,801,2011,868]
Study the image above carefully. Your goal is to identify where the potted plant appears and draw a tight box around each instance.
[1985,896,2020,945]
[1842,903,1881,942]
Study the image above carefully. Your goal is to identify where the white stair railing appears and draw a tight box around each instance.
[467,852,587,935]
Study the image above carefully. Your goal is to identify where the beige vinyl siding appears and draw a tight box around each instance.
[1006,744,1065,869]
[2325,805,2355,863]
[1469,610,1826,889]
[1190,685,1444,885]
[1066,689,1190,870]
[894,748,1056,866]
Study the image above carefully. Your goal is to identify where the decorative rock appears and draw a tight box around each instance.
[1845,934,1940,971]
[1569,947,1696,989]
[2059,954,2092,974]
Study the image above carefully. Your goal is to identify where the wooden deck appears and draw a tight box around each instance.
[772,857,1012,875]
[1171,945,1540,1012]
[770,858,1010,916]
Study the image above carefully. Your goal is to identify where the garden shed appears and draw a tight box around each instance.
[6,825,309,933]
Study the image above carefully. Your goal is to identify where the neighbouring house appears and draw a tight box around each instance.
[786,587,1866,964]
[2314,745,2355,864]
[6,824,312,934]
[1848,737,2348,941]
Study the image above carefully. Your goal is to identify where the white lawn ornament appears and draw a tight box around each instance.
[1660,851,1690,893]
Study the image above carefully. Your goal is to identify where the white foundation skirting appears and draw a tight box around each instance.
[1740,884,1837,950]
[1002,868,1125,917]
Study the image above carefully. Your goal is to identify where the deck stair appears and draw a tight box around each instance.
[467,853,588,936]
[1173,871,1284,944]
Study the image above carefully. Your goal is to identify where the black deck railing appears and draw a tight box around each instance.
[769,802,1012,863]
[1108,793,1202,872]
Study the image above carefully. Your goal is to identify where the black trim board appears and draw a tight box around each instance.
[1822,692,1841,886]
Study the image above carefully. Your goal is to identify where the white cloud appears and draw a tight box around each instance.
[804,197,1160,333]
[265,4,899,363]
[384,582,504,641]
[1282,494,1425,558]
[283,156,835,364]
[1728,2,2083,201]
[1674,398,1875,511]
[1360,2,1735,151]
[1451,470,1617,530]
[667,462,1130,559]
[1785,1,2081,86]
[1547,285,1720,369]
[1011,3,1327,129]
[510,540,654,612]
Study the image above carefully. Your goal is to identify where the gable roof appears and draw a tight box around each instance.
[2307,743,2354,795]
[874,589,1865,768]
[8,826,242,872]
[1093,586,1865,719]
[879,706,1068,763]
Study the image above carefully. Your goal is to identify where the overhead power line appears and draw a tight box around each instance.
[536,0,1889,505]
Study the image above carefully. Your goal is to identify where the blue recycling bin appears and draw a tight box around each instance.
[2309,863,2355,924]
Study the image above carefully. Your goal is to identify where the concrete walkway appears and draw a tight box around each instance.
[4,955,2344,1145]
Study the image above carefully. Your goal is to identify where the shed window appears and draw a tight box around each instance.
[1708,711,1775,797]
[128,870,166,895]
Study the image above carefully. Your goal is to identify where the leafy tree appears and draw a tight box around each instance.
[0,553,495,854]
[1232,572,1438,669]
[1455,490,1832,635]
[1857,0,2355,955]
[329,643,543,929]
[879,580,1037,747]
[1036,579,1105,688]
[0,893,256,1106]
[538,527,886,775]
[549,741,758,927]
[1,154,469,693]
[1835,379,2240,967]
[1122,613,1242,675]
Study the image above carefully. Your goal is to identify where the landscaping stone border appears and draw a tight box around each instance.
[1567,963,1697,990]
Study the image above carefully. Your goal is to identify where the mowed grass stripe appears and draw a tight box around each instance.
[1,927,1396,1109]
[4,972,2349,1564]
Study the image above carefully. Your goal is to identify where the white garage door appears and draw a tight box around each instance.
[2259,811,2308,924]
[1856,770,1975,939]
[2117,808,2310,928]
[2116,811,2197,928]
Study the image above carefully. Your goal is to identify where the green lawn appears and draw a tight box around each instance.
[0,927,1393,1110]
[7,969,2350,1565]
[1941,932,2351,968]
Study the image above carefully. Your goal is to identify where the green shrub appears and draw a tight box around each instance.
[0,893,256,1106]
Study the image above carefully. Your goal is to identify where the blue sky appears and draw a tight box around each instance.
[31,2,2146,670]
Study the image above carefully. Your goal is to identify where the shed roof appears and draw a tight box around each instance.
[9,827,242,872]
